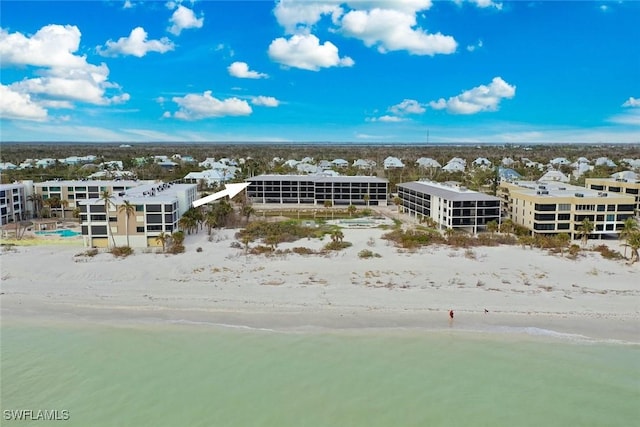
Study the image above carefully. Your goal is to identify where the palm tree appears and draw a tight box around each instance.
[363,193,370,207]
[393,196,402,213]
[241,204,254,224]
[27,193,44,219]
[486,220,498,235]
[625,230,640,264]
[577,218,594,247]
[118,200,135,247]
[500,218,514,235]
[619,217,638,259]
[555,232,571,257]
[347,204,357,217]
[156,232,169,253]
[99,190,116,248]
[179,215,197,235]
[59,199,69,218]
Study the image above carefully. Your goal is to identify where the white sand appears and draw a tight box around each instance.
[1,228,638,342]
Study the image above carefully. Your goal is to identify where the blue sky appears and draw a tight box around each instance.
[1,0,638,144]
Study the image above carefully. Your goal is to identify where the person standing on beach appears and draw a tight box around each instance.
[449,310,454,320]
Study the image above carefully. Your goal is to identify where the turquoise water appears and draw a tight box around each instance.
[1,322,638,427]
[34,229,80,237]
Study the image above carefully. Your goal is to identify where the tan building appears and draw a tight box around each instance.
[499,181,636,240]
[34,180,146,219]
[78,182,197,248]
[585,177,640,216]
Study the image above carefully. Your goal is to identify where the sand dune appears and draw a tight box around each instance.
[1,228,638,341]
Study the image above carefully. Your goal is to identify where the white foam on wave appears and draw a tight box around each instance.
[166,318,282,333]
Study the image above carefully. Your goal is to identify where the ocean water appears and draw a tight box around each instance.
[1,321,638,427]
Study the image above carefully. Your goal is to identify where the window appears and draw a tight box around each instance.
[136,227,144,233]
[135,205,144,212]
[558,204,571,211]
[146,214,163,224]
[606,214,615,222]
[558,214,571,221]
[576,204,595,211]
[90,225,107,235]
[597,205,605,211]
[147,204,162,212]
[534,204,556,211]
[534,223,555,230]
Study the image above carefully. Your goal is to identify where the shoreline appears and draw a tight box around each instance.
[2,228,638,344]
[3,300,639,344]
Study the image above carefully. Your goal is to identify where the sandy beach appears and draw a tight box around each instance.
[1,228,638,342]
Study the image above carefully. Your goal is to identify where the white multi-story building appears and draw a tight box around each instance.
[78,182,197,248]
[397,180,500,232]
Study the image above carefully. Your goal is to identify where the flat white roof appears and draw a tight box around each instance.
[398,180,499,202]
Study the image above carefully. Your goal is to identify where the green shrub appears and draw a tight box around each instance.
[358,249,381,258]
[168,244,185,254]
[111,246,133,258]
[323,241,352,251]
[592,244,623,260]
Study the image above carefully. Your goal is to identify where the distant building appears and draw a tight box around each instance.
[585,176,640,216]
[397,180,500,233]
[383,156,404,169]
[499,181,635,239]
[246,175,388,206]
[34,180,145,219]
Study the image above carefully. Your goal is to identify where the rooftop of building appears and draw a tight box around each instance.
[78,182,196,204]
[504,180,634,200]
[34,179,146,187]
[247,174,388,183]
[398,180,500,202]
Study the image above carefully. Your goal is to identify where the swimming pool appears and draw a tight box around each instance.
[35,229,81,237]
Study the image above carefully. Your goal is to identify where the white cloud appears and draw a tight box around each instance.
[0,25,87,68]
[466,39,483,52]
[268,33,354,71]
[0,84,48,121]
[452,0,502,9]
[373,115,407,122]
[340,8,457,55]
[274,0,344,34]
[168,4,204,35]
[0,25,129,111]
[98,27,174,57]
[429,76,515,114]
[622,97,640,108]
[608,109,640,126]
[228,61,268,79]
[123,0,135,9]
[11,63,129,106]
[251,96,279,107]
[170,91,252,120]
[389,99,425,115]
[469,0,503,10]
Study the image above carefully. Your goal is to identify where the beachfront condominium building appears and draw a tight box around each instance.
[396,180,500,233]
[0,182,29,225]
[246,175,389,206]
[78,182,197,248]
[584,177,640,217]
[34,180,146,219]
[499,181,636,239]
